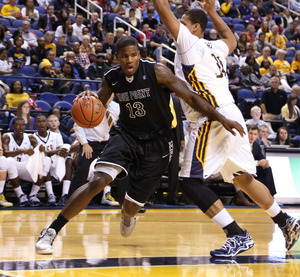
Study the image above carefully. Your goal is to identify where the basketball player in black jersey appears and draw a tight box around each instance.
[35,36,245,254]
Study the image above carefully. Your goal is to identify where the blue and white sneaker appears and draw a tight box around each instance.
[210,230,254,258]
[280,215,300,250]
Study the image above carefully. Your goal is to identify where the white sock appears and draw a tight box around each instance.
[0,180,5,194]
[45,181,54,196]
[30,184,40,196]
[265,200,281,217]
[62,180,71,196]
[211,208,234,228]
[102,185,111,199]
[14,186,24,198]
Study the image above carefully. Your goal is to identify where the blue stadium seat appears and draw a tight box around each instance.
[12,20,23,28]
[54,57,64,66]
[291,73,300,81]
[54,101,72,110]
[286,49,295,57]
[31,21,38,30]
[35,6,46,15]
[286,56,293,64]
[62,94,76,104]
[233,0,241,5]
[36,100,52,111]
[237,89,255,100]
[30,29,44,38]
[40,93,60,106]
[234,24,246,31]
[232,18,244,24]
[8,27,17,34]
[296,43,300,50]
[221,17,232,24]
[285,42,294,48]
[270,55,278,61]
[0,18,11,27]
[207,22,213,29]
[19,65,36,76]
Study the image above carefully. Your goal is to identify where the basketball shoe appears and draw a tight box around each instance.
[0,194,13,207]
[58,194,68,206]
[280,215,300,250]
[120,211,136,237]
[101,192,119,206]
[47,194,56,206]
[35,228,57,254]
[19,194,30,207]
[29,194,43,207]
[210,230,254,258]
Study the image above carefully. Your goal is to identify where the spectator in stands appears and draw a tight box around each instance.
[220,0,240,18]
[99,0,113,31]
[88,42,104,63]
[248,124,277,196]
[124,8,142,34]
[30,37,46,70]
[56,8,69,27]
[238,0,250,18]
[56,34,71,59]
[256,0,266,18]
[72,14,85,41]
[206,28,219,41]
[66,25,80,47]
[113,0,130,15]
[37,5,58,33]
[55,16,72,41]
[0,81,9,123]
[72,41,90,71]
[91,21,106,43]
[83,12,99,34]
[37,0,49,10]
[263,0,282,14]
[227,63,240,102]
[256,21,270,38]
[79,35,95,55]
[64,51,89,80]
[113,28,125,44]
[0,0,23,19]
[174,5,186,19]
[237,32,248,54]
[149,24,169,61]
[87,53,110,81]
[253,33,274,54]
[44,31,56,56]
[102,32,116,63]
[284,20,300,45]
[190,0,220,12]
[282,8,293,28]
[244,6,263,31]
[44,49,60,74]
[0,48,18,75]
[239,63,262,94]
[259,59,271,75]
[9,100,36,131]
[124,0,142,21]
[265,25,286,49]
[21,20,38,48]
[256,46,273,65]
[245,54,260,78]
[138,24,152,46]
[261,76,287,120]
[274,49,291,74]
[281,94,300,127]
[291,50,300,74]
[21,0,39,23]
[0,28,9,49]
[273,127,290,146]
[246,24,256,44]
[51,0,70,15]
[57,61,82,94]
[31,58,70,94]
[259,125,273,148]
[7,36,30,67]
[6,80,29,109]
[142,9,158,31]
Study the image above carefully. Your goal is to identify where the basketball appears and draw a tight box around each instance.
[71,97,105,128]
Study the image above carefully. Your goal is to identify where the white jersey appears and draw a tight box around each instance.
[33,130,63,152]
[174,23,234,122]
[7,132,32,163]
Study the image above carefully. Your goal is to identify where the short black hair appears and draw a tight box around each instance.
[116,36,138,53]
[12,116,25,126]
[248,124,259,132]
[184,9,208,32]
[35,114,46,121]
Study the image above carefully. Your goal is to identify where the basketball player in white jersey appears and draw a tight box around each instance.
[34,114,72,206]
[153,0,300,258]
[3,117,51,207]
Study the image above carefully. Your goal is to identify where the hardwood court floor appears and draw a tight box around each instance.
[0,207,300,276]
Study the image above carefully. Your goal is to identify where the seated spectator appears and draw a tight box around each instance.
[56,34,71,59]
[246,24,256,44]
[31,59,70,94]
[6,80,29,109]
[0,28,9,50]
[1,0,23,19]
[21,0,39,23]
[113,0,130,15]
[21,20,38,48]
[30,37,47,70]
[244,6,263,31]
[8,36,30,67]
[9,100,36,131]
[91,21,106,43]
[44,31,56,56]
[206,28,219,41]
[260,76,287,120]
[102,32,116,63]
[42,49,61,74]
[87,53,110,81]
[10,30,30,52]
[220,0,240,18]
[149,24,169,61]
[282,8,293,28]
[55,16,72,41]
[257,21,270,38]
[64,51,89,80]
[79,35,95,55]
[281,94,300,131]
[238,0,250,18]
[239,64,262,94]
[37,0,49,10]
[245,54,260,78]
[237,33,248,55]
[273,127,290,146]
[263,0,282,14]
[256,46,273,66]
[72,13,85,41]
[174,5,186,19]
[258,125,273,148]
[114,27,125,44]
[56,8,69,27]
[88,42,104,63]
[273,49,291,75]
[83,12,99,34]
[124,8,142,33]
[227,63,240,102]
[57,61,82,94]
[259,59,271,76]
[37,5,58,33]
[0,48,18,75]
[139,24,152,45]
[66,25,80,47]
[245,105,275,137]
[124,0,142,21]
[284,20,300,45]
[142,9,158,31]
[73,41,90,71]
[0,81,9,123]
[291,50,300,74]
[253,33,274,54]
[52,0,70,15]
[265,25,286,50]
[248,124,277,196]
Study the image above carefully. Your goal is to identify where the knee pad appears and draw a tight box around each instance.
[180,178,219,213]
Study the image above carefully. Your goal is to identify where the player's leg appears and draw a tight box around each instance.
[0,156,12,207]
[58,157,73,206]
[234,173,300,251]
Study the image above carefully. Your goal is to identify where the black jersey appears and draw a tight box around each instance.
[104,58,173,140]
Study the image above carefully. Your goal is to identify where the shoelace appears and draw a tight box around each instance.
[221,236,239,250]
[40,230,55,243]
[122,214,134,227]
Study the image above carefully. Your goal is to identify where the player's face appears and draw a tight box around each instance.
[180,14,198,35]
[117,45,140,77]
[13,120,25,135]
[248,129,259,144]
[47,117,59,130]
[35,116,47,132]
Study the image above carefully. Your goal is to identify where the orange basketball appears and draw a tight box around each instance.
[71,97,105,128]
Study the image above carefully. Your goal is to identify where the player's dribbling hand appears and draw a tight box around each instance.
[74,90,99,102]
[221,118,245,137]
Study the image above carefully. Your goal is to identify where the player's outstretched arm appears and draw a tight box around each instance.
[153,0,180,40]
[197,0,237,54]
[155,63,245,137]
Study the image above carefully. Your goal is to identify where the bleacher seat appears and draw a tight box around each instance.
[232,18,244,24]
[296,43,300,50]
[31,21,38,29]
[270,55,278,61]
[35,6,46,15]
[40,93,60,106]
[8,27,17,34]
[0,18,11,27]
[30,29,44,38]
[62,94,76,104]
[221,17,232,24]
[286,42,293,48]
[207,22,213,29]
[54,57,64,66]
[36,100,52,111]
[233,0,241,5]
[19,65,36,76]
[286,49,295,57]
[234,24,246,31]
[54,101,72,110]
[286,56,293,64]
[12,20,23,28]
[291,73,300,81]
[237,89,255,101]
